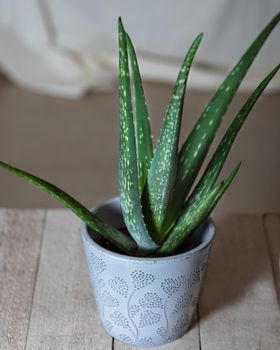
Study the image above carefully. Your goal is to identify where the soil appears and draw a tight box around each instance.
[92,226,197,257]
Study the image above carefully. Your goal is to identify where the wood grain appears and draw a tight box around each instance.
[0,209,45,350]
[1,211,279,350]
[199,214,280,349]
[263,213,280,306]
[25,210,112,350]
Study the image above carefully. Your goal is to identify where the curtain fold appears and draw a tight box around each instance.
[0,0,279,98]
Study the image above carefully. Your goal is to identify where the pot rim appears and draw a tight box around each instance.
[81,197,215,263]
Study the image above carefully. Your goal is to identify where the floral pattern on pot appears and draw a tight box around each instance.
[81,198,215,347]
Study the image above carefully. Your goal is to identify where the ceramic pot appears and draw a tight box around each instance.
[81,197,215,347]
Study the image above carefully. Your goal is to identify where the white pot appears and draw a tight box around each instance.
[81,197,215,347]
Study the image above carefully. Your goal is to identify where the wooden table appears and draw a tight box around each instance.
[0,210,279,349]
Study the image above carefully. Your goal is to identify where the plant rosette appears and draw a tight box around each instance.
[81,197,215,347]
[0,13,279,348]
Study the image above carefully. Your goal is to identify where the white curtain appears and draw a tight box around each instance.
[0,0,279,98]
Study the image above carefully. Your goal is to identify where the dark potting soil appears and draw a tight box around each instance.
[90,226,198,257]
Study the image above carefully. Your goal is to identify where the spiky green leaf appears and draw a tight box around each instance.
[187,64,280,204]
[126,33,153,194]
[157,164,240,256]
[168,12,280,227]
[0,161,137,255]
[143,33,203,239]
[118,18,158,252]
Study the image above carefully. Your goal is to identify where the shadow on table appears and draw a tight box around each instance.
[198,214,269,321]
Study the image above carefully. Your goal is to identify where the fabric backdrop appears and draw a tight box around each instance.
[0,0,279,97]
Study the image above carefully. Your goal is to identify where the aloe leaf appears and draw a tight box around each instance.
[162,62,280,255]
[126,33,153,194]
[118,18,158,252]
[187,64,280,203]
[168,13,280,226]
[157,164,240,256]
[0,161,137,255]
[143,33,203,239]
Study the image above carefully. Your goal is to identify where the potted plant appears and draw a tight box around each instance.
[0,14,279,346]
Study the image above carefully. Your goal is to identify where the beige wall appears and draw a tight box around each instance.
[0,75,279,213]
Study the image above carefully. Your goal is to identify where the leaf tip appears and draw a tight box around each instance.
[118,17,125,33]
[198,32,204,40]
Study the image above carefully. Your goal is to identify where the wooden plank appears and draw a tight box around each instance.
[263,213,280,306]
[0,209,45,350]
[25,210,112,350]
[114,308,200,350]
[199,214,280,349]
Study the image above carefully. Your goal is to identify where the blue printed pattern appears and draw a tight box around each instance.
[108,276,129,297]
[139,292,163,309]
[110,311,131,329]
[139,310,161,328]
[172,291,192,314]
[102,290,119,307]
[131,270,155,289]
[89,253,106,275]
[138,337,155,346]
[187,267,200,287]
[129,304,140,317]
[119,334,133,344]
[172,312,190,335]
[85,248,210,346]
[161,276,185,297]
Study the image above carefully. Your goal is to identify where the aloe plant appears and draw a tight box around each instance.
[0,14,279,257]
